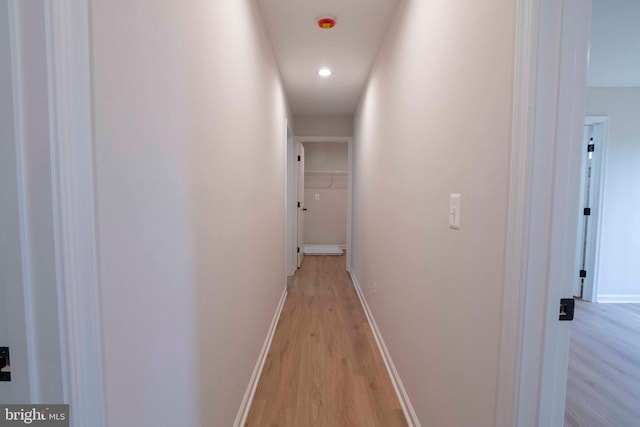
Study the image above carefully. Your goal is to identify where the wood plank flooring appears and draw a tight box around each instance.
[565,300,640,426]
[245,255,407,427]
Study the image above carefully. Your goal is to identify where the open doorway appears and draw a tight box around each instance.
[287,136,352,273]
[564,0,640,424]
[301,140,348,255]
[566,107,640,425]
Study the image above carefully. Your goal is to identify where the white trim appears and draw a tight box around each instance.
[44,1,106,426]
[597,295,640,304]
[295,136,353,272]
[573,124,590,299]
[8,0,38,401]
[349,272,420,427]
[234,288,288,427]
[495,0,538,424]
[284,119,294,276]
[44,1,70,404]
[583,116,609,302]
[347,137,353,272]
[502,0,593,425]
[584,115,609,126]
[538,2,593,424]
[296,141,305,268]
[286,128,297,276]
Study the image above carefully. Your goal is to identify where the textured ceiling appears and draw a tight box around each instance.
[257,0,400,115]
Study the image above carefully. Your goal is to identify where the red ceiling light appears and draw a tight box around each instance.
[317,18,336,29]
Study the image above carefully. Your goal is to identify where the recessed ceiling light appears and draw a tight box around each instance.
[318,68,332,77]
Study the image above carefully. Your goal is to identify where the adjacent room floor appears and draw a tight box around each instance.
[245,255,407,426]
[564,300,640,426]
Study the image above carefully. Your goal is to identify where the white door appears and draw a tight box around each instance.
[574,124,600,299]
[297,142,305,268]
[573,125,591,297]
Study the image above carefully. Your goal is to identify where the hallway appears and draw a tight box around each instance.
[246,255,407,426]
[1,0,591,425]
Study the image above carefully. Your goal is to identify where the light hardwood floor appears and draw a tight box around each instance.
[565,300,640,426]
[245,255,407,427]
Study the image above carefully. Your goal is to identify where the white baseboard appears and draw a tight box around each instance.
[234,287,288,427]
[597,294,640,303]
[349,272,421,427]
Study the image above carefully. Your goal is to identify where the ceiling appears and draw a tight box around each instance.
[588,0,640,87]
[257,0,400,115]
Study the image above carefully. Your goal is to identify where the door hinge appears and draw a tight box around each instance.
[584,208,591,216]
[297,155,301,161]
[579,269,587,278]
[0,347,10,381]
[297,202,300,208]
[559,298,575,321]
[297,247,300,253]
[588,144,595,152]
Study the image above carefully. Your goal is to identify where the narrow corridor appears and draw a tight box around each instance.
[246,255,407,426]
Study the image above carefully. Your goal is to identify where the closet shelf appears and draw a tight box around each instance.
[305,170,348,174]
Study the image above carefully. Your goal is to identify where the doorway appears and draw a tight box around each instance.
[565,101,640,423]
[286,136,353,273]
[563,0,640,422]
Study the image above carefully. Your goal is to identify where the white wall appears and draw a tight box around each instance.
[303,141,349,171]
[90,1,291,426]
[294,114,354,136]
[353,0,514,425]
[588,0,640,87]
[303,142,348,245]
[586,88,640,300]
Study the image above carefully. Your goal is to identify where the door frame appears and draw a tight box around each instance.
[284,119,295,276]
[45,1,106,424]
[289,136,353,272]
[496,0,593,425]
[296,141,305,268]
[7,0,106,424]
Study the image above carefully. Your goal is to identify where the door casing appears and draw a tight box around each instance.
[2,0,106,424]
[495,0,593,425]
[297,142,305,268]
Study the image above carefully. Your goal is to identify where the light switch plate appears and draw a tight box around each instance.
[315,193,320,201]
[449,193,461,230]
